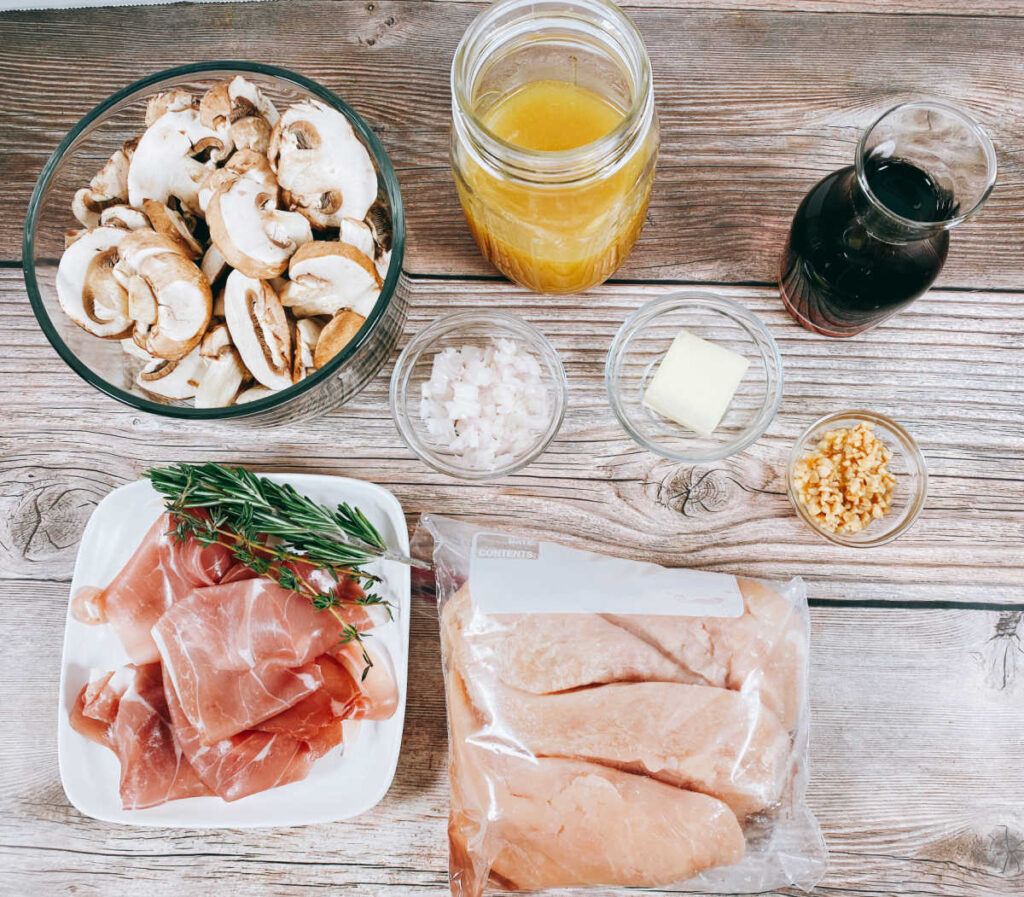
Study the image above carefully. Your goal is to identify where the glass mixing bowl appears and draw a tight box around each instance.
[24,61,406,426]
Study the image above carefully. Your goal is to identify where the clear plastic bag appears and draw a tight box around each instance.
[420,514,827,896]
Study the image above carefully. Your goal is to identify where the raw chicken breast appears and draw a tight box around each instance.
[605,578,805,729]
[152,578,346,743]
[446,674,744,895]
[70,664,211,809]
[459,673,789,819]
[442,584,702,694]
[101,514,235,664]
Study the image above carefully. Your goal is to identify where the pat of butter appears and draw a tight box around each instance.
[643,330,750,436]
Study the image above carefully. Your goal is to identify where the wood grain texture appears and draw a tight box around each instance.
[2,1,1023,895]
[2,271,1021,601]
[2,2,1024,286]
[0,578,1021,897]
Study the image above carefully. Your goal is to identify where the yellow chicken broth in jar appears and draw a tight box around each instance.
[451,0,659,295]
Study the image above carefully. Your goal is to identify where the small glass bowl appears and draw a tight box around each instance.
[787,410,928,547]
[24,61,405,426]
[605,292,783,462]
[389,311,567,479]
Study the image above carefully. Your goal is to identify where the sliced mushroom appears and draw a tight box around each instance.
[142,199,203,259]
[137,344,204,400]
[56,226,132,338]
[223,269,293,390]
[292,316,323,382]
[279,241,381,318]
[72,138,138,227]
[127,106,221,213]
[145,89,197,127]
[375,248,392,282]
[235,385,275,404]
[207,174,312,279]
[195,323,247,408]
[99,204,151,231]
[201,244,229,287]
[339,217,375,259]
[121,337,154,362]
[65,229,86,249]
[268,100,378,227]
[314,309,364,370]
[116,230,212,360]
[200,76,279,158]
[196,149,275,213]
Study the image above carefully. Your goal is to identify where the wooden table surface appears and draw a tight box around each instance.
[1,1,1022,895]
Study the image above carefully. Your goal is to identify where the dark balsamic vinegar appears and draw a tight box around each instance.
[780,158,957,337]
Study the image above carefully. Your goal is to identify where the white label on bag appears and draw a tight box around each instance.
[470,533,743,617]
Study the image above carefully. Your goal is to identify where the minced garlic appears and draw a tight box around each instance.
[793,422,895,535]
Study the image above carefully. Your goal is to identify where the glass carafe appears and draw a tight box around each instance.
[779,101,996,338]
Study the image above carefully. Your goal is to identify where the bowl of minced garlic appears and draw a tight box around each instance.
[787,410,927,547]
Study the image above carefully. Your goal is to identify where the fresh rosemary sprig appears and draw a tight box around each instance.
[147,463,397,566]
[144,462,414,676]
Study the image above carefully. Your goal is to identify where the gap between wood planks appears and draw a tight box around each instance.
[7,258,1024,296]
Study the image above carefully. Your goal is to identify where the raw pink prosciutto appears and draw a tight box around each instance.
[100,514,235,664]
[69,521,399,809]
[164,675,319,802]
[70,664,211,809]
[152,578,348,743]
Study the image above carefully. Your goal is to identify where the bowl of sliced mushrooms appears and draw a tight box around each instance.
[24,62,405,424]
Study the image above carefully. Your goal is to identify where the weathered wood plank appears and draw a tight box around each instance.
[2,2,1024,286]
[0,576,1021,897]
[1,271,1021,602]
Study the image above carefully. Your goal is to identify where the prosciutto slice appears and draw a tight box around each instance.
[70,664,211,809]
[152,578,347,743]
[101,514,235,664]
[164,673,319,802]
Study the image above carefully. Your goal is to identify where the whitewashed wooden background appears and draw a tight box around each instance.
[0,1,1022,895]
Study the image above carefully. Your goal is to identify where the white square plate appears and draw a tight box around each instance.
[57,473,410,828]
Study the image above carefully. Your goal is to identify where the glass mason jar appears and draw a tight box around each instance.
[779,101,997,338]
[450,0,659,295]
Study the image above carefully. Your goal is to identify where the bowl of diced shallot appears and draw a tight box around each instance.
[389,310,567,479]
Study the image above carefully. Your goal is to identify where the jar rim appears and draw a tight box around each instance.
[451,0,654,185]
[854,99,997,233]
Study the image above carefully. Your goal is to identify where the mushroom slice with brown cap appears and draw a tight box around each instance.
[314,309,364,370]
[268,99,378,228]
[207,175,312,279]
[292,316,323,383]
[99,204,151,231]
[56,226,133,338]
[127,106,222,213]
[279,241,381,318]
[137,344,204,401]
[116,230,213,360]
[200,76,279,157]
[145,89,197,127]
[142,199,203,259]
[196,148,276,213]
[195,323,247,408]
[223,269,293,391]
[72,138,138,227]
